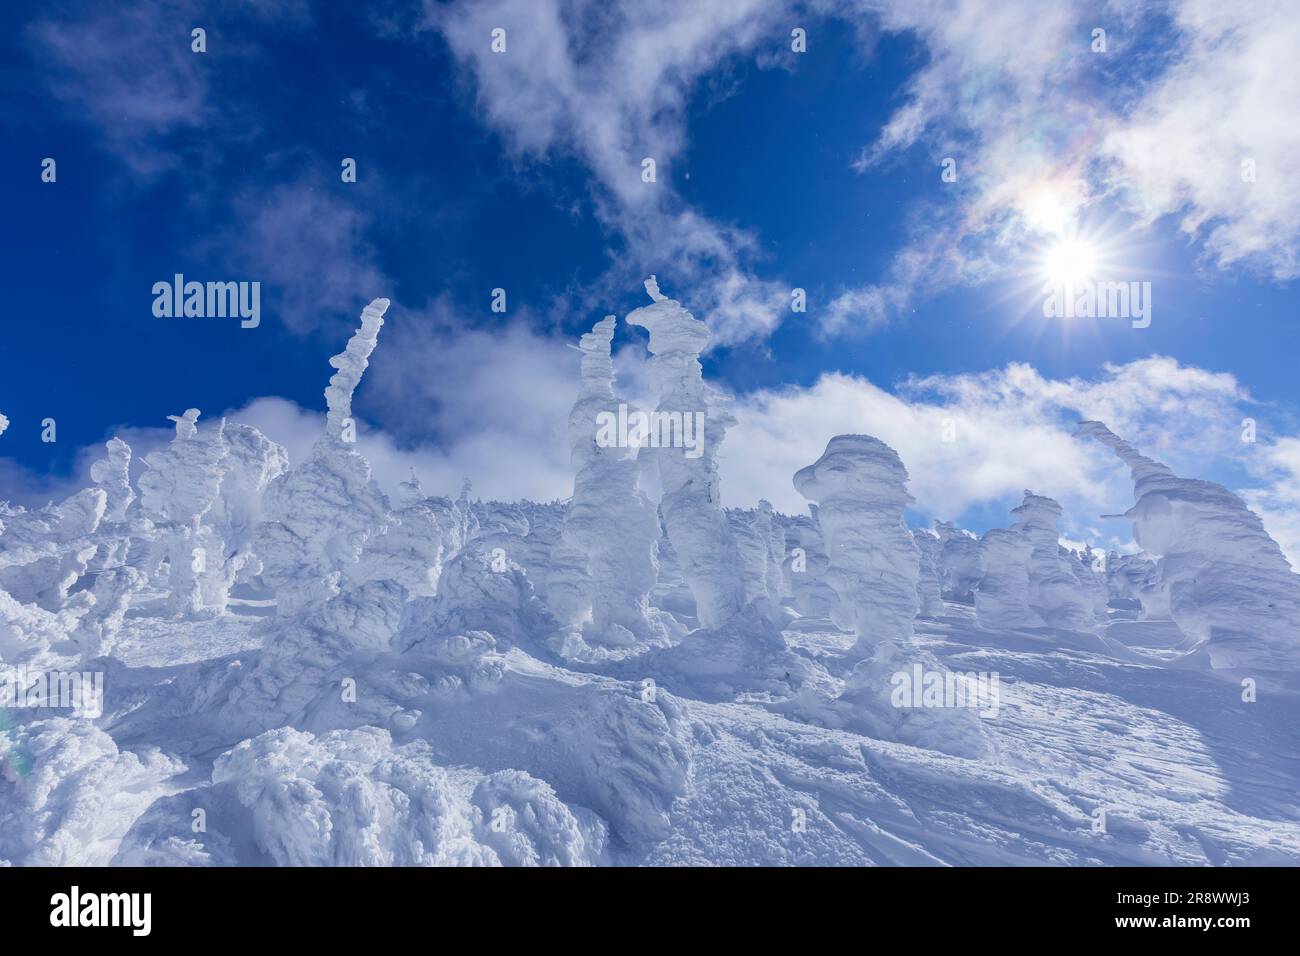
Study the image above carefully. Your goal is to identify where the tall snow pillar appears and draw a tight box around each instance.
[626,277,743,629]
[550,315,661,646]
[793,434,920,653]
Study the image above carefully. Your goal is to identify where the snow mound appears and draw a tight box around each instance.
[0,719,182,866]
[115,726,606,867]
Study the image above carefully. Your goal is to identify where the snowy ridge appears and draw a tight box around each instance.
[1,292,1298,866]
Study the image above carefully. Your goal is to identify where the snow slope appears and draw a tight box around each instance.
[2,292,1298,867]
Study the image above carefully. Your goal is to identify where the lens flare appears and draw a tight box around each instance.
[1042,238,1098,285]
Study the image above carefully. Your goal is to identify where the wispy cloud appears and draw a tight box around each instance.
[224,180,391,336]
[430,0,802,345]
[833,0,1300,335]
[1100,0,1300,279]
[27,0,212,177]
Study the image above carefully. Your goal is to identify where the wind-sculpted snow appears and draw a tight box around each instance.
[627,277,744,629]
[1078,420,1300,674]
[113,727,607,866]
[3,289,1300,867]
[0,589,82,668]
[0,719,183,866]
[792,436,992,759]
[913,529,944,618]
[975,492,1099,632]
[794,435,920,651]
[0,488,105,612]
[935,521,983,602]
[209,727,606,866]
[548,315,668,657]
[90,438,134,523]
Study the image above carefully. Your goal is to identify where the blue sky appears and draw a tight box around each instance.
[2,0,1298,558]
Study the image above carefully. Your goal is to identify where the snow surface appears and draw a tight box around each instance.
[2,288,1299,867]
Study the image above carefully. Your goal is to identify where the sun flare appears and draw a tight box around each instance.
[1042,237,1098,286]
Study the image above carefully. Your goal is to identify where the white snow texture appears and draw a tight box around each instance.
[2,288,1299,868]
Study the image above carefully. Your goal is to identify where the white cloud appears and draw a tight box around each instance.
[228,395,572,506]
[1100,0,1300,279]
[431,0,800,345]
[358,300,580,501]
[28,0,211,177]
[723,368,1110,523]
[828,0,1100,334]
[222,183,390,335]
[1241,437,1300,570]
[719,354,1277,554]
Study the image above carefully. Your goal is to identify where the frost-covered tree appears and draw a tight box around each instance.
[1079,420,1300,672]
[627,277,744,629]
[934,521,983,602]
[793,434,920,652]
[547,315,663,651]
[913,528,944,618]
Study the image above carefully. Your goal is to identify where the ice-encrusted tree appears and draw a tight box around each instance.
[792,434,991,759]
[726,499,787,609]
[137,409,230,617]
[1106,550,1157,610]
[209,422,289,579]
[626,277,744,629]
[547,315,664,650]
[1078,420,1300,672]
[137,410,285,617]
[975,491,1099,632]
[90,438,134,523]
[913,527,944,618]
[934,521,983,602]
[793,434,920,652]
[0,488,106,612]
[255,299,393,618]
[974,527,1037,629]
[783,508,839,618]
[1014,492,1099,631]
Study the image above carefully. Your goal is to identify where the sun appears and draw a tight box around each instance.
[1041,237,1098,286]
